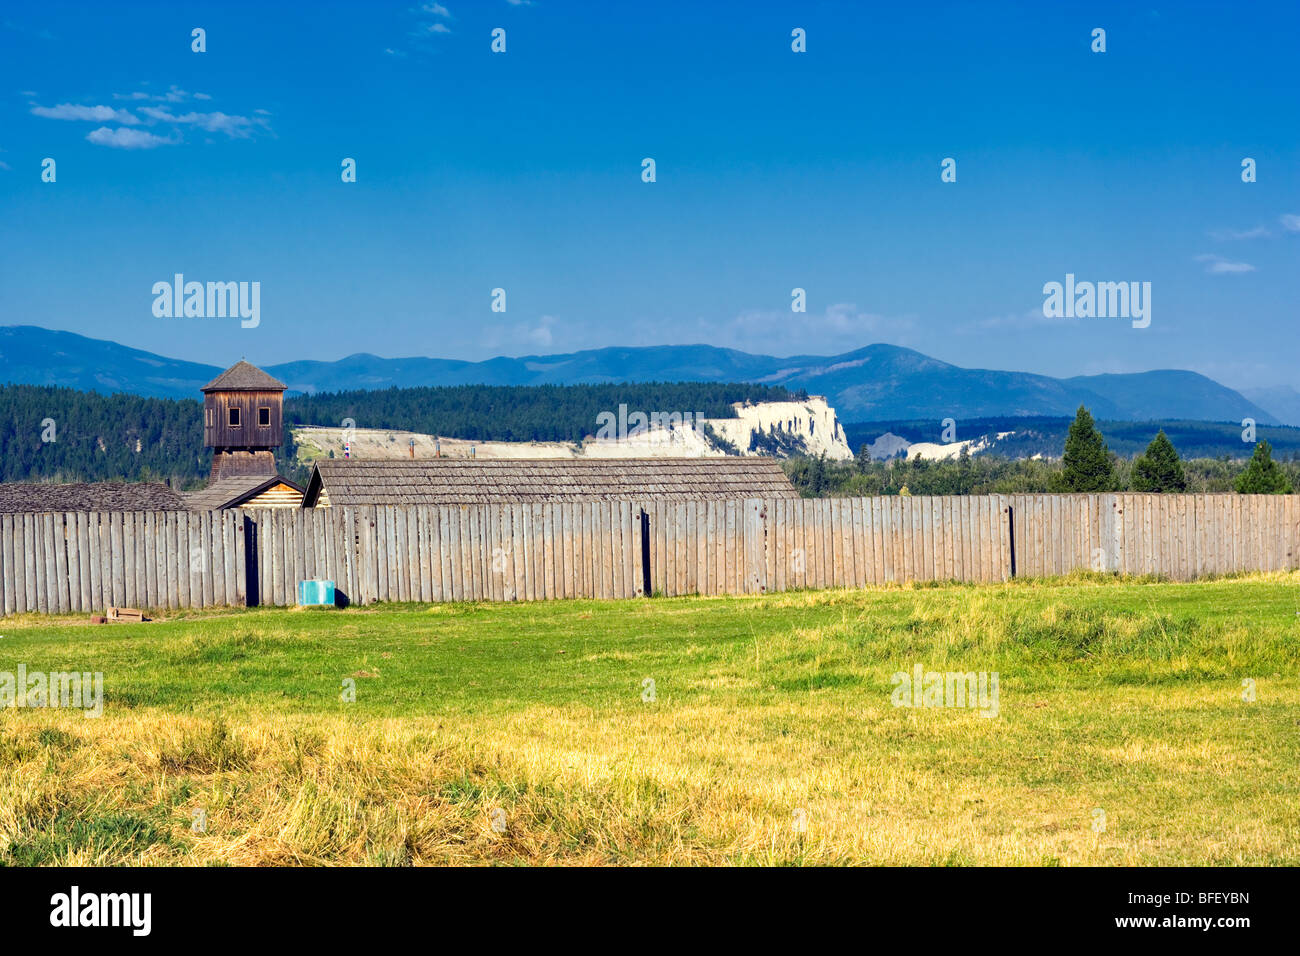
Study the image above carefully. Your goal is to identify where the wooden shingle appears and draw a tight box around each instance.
[302,458,799,507]
[0,481,188,513]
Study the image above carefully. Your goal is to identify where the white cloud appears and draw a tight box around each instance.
[1208,225,1272,240]
[35,87,268,148]
[398,2,458,52]
[1195,253,1256,274]
[482,314,557,351]
[525,316,556,349]
[31,103,140,124]
[967,307,1077,332]
[139,107,266,137]
[702,303,914,355]
[112,85,203,104]
[1207,213,1300,241]
[85,127,176,149]
[0,160,11,171]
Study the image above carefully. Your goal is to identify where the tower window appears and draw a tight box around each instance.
[228,407,241,427]
[258,406,271,427]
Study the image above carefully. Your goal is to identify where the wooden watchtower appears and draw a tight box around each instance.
[201,360,287,481]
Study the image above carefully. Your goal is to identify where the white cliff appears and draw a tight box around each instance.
[292,396,855,463]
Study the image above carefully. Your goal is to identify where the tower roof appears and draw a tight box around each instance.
[201,360,287,393]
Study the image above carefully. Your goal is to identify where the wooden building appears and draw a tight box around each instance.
[301,457,799,508]
[0,481,187,513]
[182,475,303,511]
[201,360,287,481]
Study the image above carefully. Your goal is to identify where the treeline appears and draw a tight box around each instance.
[284,382,805,443]
[788,407,1298,497]
[843,415,1300,461]
[0,385,302,489]
[785,453,1300,497]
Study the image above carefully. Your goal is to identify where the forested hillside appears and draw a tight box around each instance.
[282,382,806,443]
[0,385,207,487]
[0,382,803,485]
[0,385,299,488]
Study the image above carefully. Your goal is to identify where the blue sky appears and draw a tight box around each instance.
[1,0,1297,390]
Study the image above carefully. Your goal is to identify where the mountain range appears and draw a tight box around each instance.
[1,325,1288,426]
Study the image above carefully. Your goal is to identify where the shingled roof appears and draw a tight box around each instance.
[201,360,287,392]
[0,481,188,513]
[182,475,303,511]
[303,458,799,507]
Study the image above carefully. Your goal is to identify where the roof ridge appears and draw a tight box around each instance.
[201,360,287,392]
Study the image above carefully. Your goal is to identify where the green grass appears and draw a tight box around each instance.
[1,570,1297,865]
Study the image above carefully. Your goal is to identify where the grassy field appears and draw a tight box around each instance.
[1,571,1297,866]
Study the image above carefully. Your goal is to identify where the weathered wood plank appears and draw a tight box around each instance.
[33,512,49,614]
[581,501,594,599]
[69,512,84,608]
[131,511,146,607]
[119,510,135,609]
[512,505,527,601]
[605,501,620,599]
[234,511,248,607]
[415,506,430,602]
[441,507,457,602]
[196,511,212,607]
[20,513,37,614]
[593,502,606,599]
[51,512,70,614]
[422,506,438,603]
[62,512,80,613]
[212,511,227,606]
[621,501,634,598]
[139,510,155,607]
[1,513,15,615]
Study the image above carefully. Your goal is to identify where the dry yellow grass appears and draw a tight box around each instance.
[1,573,1297,865]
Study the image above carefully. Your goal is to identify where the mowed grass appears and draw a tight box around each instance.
[0,571,1297,866]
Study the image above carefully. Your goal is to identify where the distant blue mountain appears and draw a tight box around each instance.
[0,325,1280,425]
[1239,385,1300,428]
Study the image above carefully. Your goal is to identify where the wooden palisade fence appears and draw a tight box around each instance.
[0,510,245,616]
[1007,493,1298,579]
[243,501,644,607]
[0,494,1296,615]
[639,495,1012,596]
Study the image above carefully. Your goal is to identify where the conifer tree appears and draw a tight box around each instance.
[1053,406,1116,492]
[1131,429,1187,492]
[1234,441,1293,494]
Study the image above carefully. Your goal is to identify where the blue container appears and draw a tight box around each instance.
[298,580,337,607]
